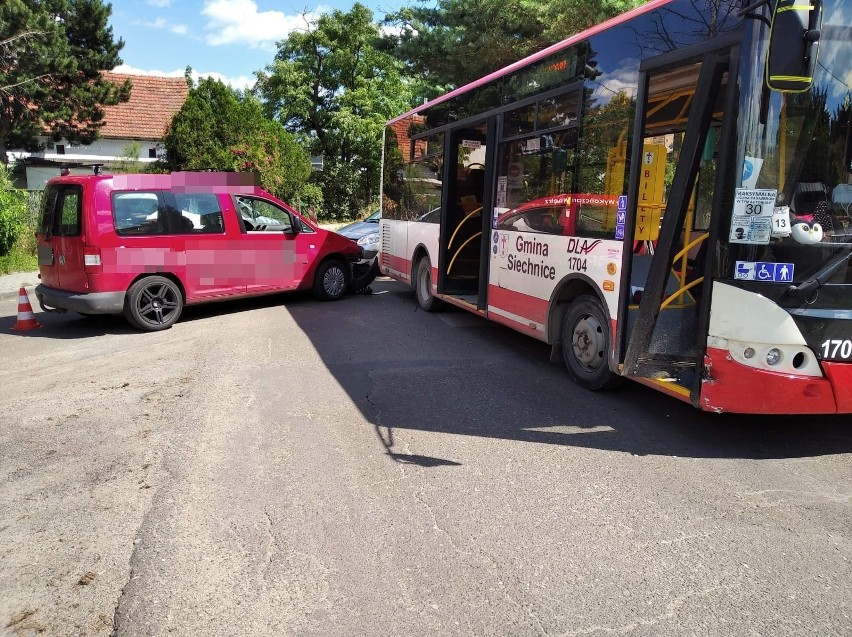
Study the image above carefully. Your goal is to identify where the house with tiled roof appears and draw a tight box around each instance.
[11,71,189,189]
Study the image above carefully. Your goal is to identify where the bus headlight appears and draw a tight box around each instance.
[766,348,783,366]
[708,336,823,377]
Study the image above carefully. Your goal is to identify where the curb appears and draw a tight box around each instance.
[0,285,37,302]
[0,274,40,302]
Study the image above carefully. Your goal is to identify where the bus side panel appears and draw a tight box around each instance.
[406,222,440,290]
[486,231,623,340]
[379,219,412,283]
[487,284,548,340]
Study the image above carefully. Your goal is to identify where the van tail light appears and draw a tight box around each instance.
[83,246,102,273]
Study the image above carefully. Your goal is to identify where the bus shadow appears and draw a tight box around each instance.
[288,279,852,461]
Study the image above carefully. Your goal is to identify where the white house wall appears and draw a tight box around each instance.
[11,137,162,189]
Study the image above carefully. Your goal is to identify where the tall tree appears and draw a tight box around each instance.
[163,77,312,203]
[385,0,645,94]
[255,4,414,219]
[0,0,130,164]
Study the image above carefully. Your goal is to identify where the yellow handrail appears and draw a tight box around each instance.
[447,207,482,251]
[447,232,482,275]
[672,232,709,264]
[660,277,704,310]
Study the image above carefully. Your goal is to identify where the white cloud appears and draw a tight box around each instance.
[143,17,190,36]
[592,61,639,104]
[146,0,172,6]
[380,24,402,37]
[112,64,256,91]
[201,0,321,51]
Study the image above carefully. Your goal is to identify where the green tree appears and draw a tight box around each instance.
[0,164,27,255]
[111,141,143,174]
[163,77,311,202]
[0,0,130,164]
[385,0,645,93]
[255,4,414,219]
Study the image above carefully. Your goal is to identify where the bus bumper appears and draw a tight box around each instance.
[700,347,839,414]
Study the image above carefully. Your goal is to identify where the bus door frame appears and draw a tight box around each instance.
[437,117,498,310]
[618,37,740,404]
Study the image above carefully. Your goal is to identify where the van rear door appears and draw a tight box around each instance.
[37,184,87,292]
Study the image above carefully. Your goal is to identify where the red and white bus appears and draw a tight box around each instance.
[380,0,852,414]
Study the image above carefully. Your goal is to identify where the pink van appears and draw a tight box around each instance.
[35,172,362,331]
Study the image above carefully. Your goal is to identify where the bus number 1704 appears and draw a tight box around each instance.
[821,339,852,360]
[566,257,587,272]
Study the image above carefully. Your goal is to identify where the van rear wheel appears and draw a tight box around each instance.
[125,276,183,331]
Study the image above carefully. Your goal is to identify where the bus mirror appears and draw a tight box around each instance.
[765,0,823,93]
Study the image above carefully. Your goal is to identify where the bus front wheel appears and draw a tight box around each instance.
[561,295,619,391]
[415,256,443,312]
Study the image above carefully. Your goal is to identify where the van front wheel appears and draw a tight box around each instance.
[313,259,349,301]
[125,276,183,331]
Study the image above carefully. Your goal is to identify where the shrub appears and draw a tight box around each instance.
[0,167,28,256]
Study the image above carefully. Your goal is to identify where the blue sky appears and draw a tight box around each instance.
[109,0,406,90]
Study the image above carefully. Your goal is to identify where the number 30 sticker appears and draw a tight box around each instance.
[729,188,777,245]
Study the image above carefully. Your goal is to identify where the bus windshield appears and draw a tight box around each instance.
[735,1,852,286]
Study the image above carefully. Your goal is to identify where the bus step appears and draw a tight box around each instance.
[631,357,697,380]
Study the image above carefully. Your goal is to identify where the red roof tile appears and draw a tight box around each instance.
[100,72,189,140]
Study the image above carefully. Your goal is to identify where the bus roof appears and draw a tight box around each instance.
[388,0,674,126]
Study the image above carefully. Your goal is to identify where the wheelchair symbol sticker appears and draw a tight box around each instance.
[738,261,795,282]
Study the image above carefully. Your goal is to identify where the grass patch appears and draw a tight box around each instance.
[0,230,38,275]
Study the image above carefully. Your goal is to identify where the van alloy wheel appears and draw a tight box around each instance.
[125,276,183,331]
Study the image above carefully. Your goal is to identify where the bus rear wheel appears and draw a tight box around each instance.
[415,256,443,312]
[561,295,619,391]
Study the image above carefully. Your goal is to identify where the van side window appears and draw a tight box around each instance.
[169,193,224,234]
[113,192,163,236]
[236,196,293,232]
[39,185,83,237]
[114,191,226,235]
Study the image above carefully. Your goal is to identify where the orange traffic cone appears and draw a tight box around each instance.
[12,287,41,331]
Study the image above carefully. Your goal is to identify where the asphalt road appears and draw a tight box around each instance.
[1,278,851,637]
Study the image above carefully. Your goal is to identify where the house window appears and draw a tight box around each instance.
[148,148,157,159]
[56,144,65,155]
